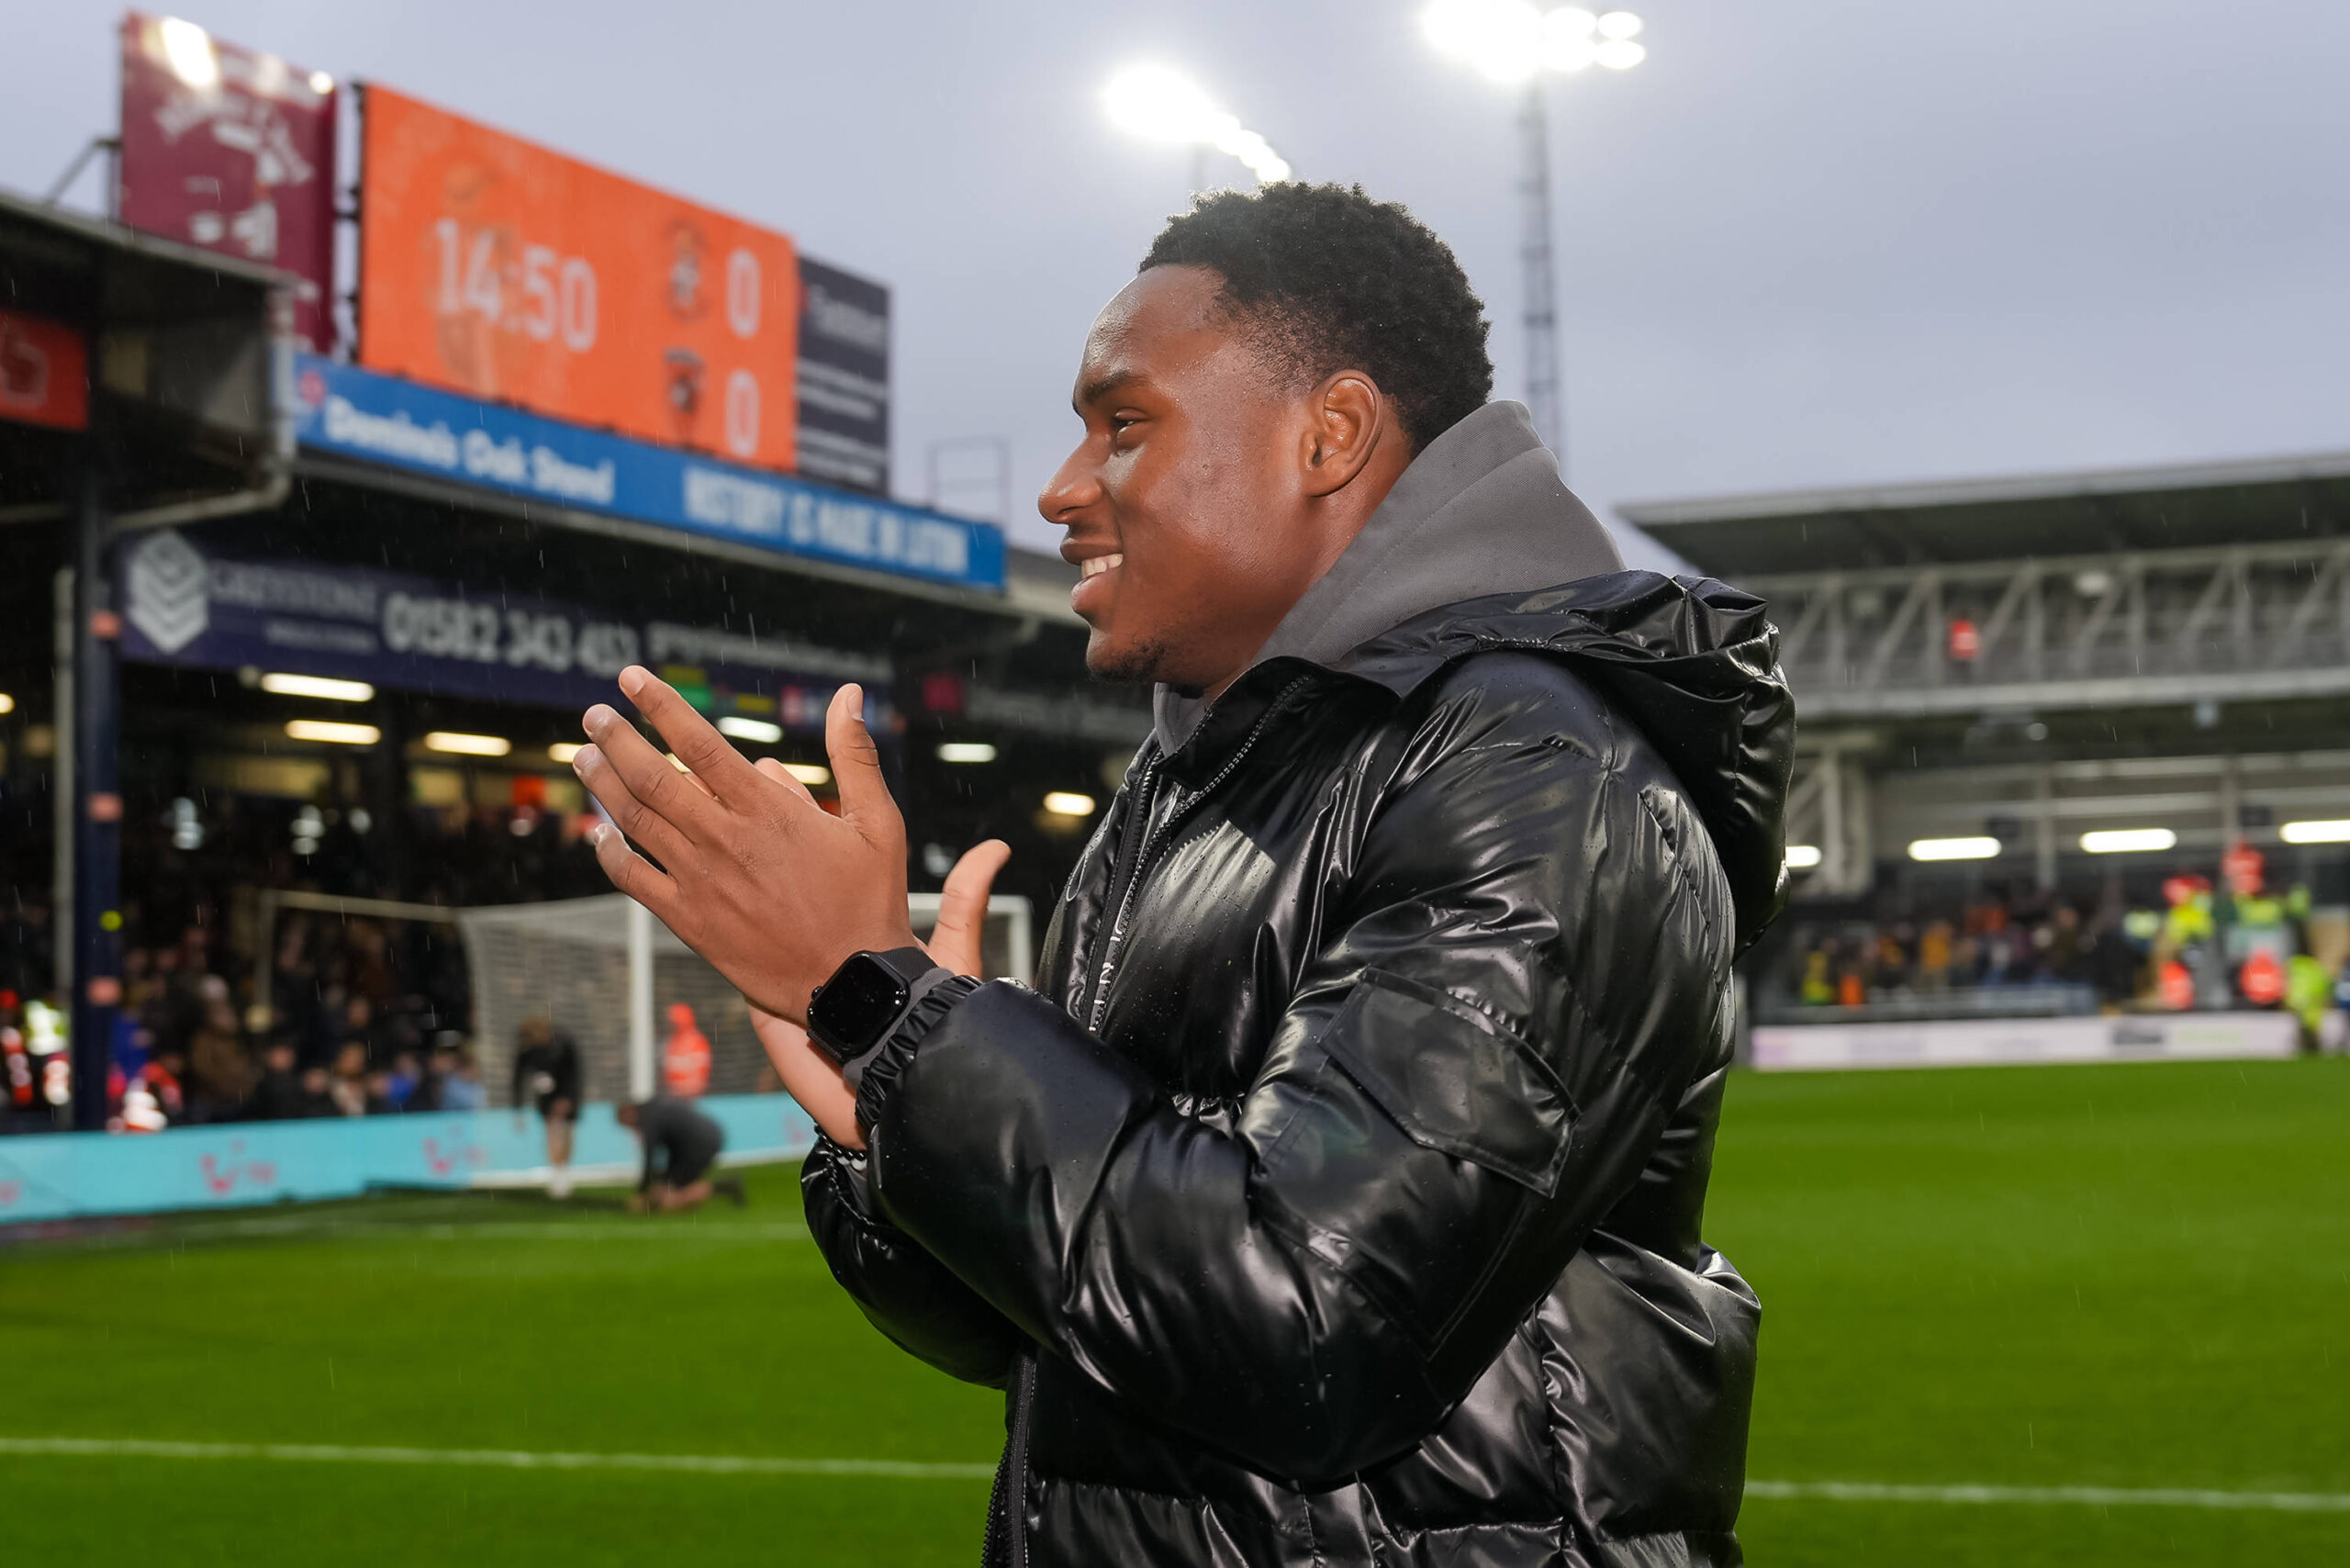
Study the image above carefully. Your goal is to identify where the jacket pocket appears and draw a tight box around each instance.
[1321,969,1577,1195]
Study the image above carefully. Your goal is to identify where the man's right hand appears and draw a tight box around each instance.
[748,835,1009,1150]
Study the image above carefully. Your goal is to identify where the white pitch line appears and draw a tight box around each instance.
[161,1219,811,1244]
[2,1439,2336,1510]
[0,1437,990,1480]
[1745,1479,2350,1513]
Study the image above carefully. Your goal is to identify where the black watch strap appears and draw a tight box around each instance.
[807,946,946,1065]
[837,964,961,1093]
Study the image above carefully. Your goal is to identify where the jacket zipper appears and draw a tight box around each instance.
[1009,677,1303,1562]
[1009,1353,1036,1568]
[1080,678,1308,1034]
[1079,759,1162,1032]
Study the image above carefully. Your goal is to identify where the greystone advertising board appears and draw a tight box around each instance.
[118,527,886,728]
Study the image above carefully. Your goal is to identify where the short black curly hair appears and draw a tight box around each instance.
[1140,183,1493,453]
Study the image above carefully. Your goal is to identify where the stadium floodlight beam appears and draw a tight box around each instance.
[259,672,375,702]
[424,731,512,757]
[1908,835,2001,862]
[1784,844,1823,870]
[1421,4,1645,475]
[716,715,785,745]
[2080,827,2177,855]
[285,719,380,746]
[1104,65,1292,191]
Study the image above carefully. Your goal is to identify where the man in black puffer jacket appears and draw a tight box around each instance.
[567,185,1792,1567]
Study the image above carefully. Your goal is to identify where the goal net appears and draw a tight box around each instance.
[456,892,1034,1108]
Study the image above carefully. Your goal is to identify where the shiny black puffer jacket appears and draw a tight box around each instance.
[805,572,1793,1567]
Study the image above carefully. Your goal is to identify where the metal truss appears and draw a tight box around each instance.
[1749,538,2350,719]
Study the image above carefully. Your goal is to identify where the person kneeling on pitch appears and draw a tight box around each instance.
[617,1095,744,1214]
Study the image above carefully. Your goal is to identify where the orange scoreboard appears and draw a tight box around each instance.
[358,85,798,471]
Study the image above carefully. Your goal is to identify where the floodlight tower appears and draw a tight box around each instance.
[1423,3,1646,476]
[1103,66,1293,196]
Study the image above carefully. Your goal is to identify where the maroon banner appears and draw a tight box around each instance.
[118,13,338,350]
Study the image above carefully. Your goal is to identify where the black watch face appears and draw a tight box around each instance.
[811,954,912,1058]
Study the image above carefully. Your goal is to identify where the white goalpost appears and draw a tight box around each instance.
[252,890,1033,1109]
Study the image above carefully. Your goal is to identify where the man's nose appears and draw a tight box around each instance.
[1037,445,1100,527]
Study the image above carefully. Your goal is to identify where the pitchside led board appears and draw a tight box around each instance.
[359,85,800,473]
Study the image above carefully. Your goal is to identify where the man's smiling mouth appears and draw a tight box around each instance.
[1080,553,1125,579]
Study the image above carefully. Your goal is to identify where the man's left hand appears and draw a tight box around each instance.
[571,666,913,1025]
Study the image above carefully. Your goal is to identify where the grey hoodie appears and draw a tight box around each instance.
[1153,399,1624,755]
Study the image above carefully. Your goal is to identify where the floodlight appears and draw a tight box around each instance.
[783,763,833,787]
[1785,845,1823,869]
[1595,38,1647,69]
[2282,819,2350,845]
[259,672,375,702]
[1423,0,1547,84]
[1597,10,1643,39]
[285,720,380,746]
[1908,835,2000,862]
[938,742,999,764]
[1540,19,1599,73]
[158,17,220,91]
[2080,828,2177,855]
[1103,66,1292,183]
[0,692,14,714]
[548,743,583,764]
[1044,791,1098,818]
[424,731,512,757]
[308,70,334,95]
[717,715,784,745]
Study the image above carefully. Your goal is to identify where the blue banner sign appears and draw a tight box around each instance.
[118,527,888,725]
[289,353,1004,592]
[0,1094,814,1226]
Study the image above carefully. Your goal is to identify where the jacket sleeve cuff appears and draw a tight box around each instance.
[853,971,983,1138]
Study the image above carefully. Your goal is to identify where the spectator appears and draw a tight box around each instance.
[295,1063,338,1117]
[438,1047,487,1111]
[328,1042,369,1117]
[383,1049,424,1112]
[252,1040,307,1120]
[185,996,254,1123]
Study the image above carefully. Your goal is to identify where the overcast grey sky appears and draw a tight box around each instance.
[10,2,2347,566]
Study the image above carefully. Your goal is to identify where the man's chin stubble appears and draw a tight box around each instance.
[1086,635,1182,689]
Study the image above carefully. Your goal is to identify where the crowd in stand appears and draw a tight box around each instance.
[1773,852,2348,1040]
[1,898,486,1133]
[0,799,613,1134]
[1776,900,2143,1010]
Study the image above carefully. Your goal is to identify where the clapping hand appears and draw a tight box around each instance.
[571,664,1007,1149]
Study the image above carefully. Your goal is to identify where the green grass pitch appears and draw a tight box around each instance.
[5,1058,2344,1565]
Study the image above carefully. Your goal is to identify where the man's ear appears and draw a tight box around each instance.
[1299,371,1388,498]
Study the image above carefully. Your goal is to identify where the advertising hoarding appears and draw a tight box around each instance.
[795,257,890,494]
[0,308,89,431]
[0,1094,811,1225]
[358,85,798,472]
[289,353,1002,591]
[118,13,338,350]
[117,525,890,723]
[1749,1011,2301,1071]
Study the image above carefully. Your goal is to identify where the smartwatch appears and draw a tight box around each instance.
[806,946,946,1068]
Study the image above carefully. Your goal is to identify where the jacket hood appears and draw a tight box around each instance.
[1153,399,1622,755]
[1151,399,1791,951]
[1337,571,1796,954]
